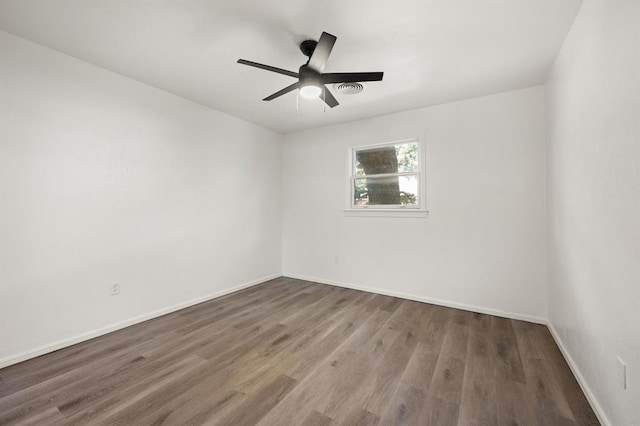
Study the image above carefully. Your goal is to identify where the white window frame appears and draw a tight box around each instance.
[345,138,428,218]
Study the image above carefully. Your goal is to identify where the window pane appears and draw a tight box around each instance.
[355,142,418,177]
[396,142,419,173]
[353,175,419,206]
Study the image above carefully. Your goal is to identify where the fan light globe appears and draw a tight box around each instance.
[300,84,322,99]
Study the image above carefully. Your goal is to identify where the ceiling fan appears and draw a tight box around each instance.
[237,31,383,108]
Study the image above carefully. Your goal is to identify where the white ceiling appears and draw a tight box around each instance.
[0,0,581,134]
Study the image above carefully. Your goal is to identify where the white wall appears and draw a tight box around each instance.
[282,87,547,322]
[546,1,640,424]
[0,32,283,365]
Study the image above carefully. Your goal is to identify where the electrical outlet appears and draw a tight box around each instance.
[616,357,627,390]
[110,282,121,296]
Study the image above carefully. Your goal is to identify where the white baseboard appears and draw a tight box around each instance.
[546,322,610,426]
[282,273,546,325]
[0,274,281,369]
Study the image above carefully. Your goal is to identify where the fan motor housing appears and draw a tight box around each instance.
[298,64,321,86]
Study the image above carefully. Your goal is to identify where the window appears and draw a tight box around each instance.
[347,139,426,216]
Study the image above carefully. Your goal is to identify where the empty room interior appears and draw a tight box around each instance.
[0,1,638,425]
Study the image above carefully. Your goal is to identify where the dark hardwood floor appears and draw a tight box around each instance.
[0,277,599,425]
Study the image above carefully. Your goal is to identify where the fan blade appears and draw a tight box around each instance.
[263,82,300,101]
[307,32,337,73]
[321,72,384,84]
[321,86,339,108]
[237,59,299,78]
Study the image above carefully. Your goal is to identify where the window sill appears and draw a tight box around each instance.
[343,209,429,218]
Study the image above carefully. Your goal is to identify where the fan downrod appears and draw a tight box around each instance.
[299,40,317,58]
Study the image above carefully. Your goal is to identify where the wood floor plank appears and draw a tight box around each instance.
[458,334,498,426]
[319,327,414,421]
[338,408,380,426]
[401,342,441,392]
[428,355,466,406]
[495,378,537,426]
[60,354,210,425]
[422,394,461,426]
[440,318,470,360]
[419,305,452,356]
[257,307,403,425]
[174,390,245,425]
[0,347,147,418]
[378,382,428,426]
[218,373,298,425]
[301,410,333,426]
[256,349,362,426]
[0,279,599,425]
[491,316,527,384]
[11,406,65,426]
[362,328,419,414]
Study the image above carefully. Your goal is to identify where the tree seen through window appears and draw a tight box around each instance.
[353,141,419,207]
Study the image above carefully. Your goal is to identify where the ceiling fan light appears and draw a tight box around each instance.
[300,84,322,99]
